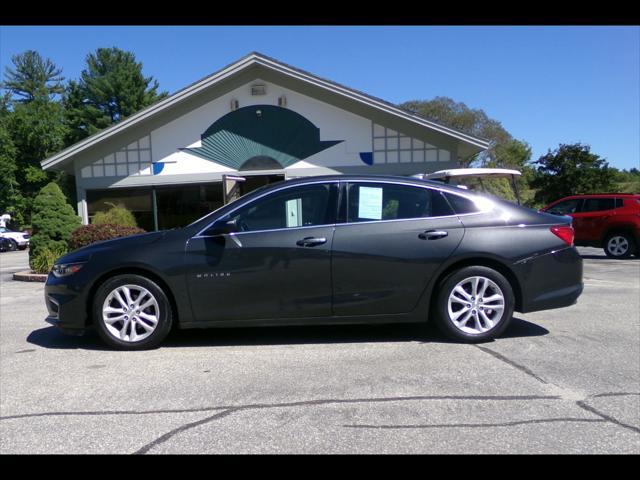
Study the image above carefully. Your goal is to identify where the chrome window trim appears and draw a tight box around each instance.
[342,179,492,224]
[193,178,491,238]
[194,180,340,238]
[194,223,337,238]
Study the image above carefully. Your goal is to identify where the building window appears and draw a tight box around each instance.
[155,183,224,230]
[372,124,448,164]
[87,188,154,231]
[81,134,152,178]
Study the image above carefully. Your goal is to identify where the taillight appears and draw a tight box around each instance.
[550,225,574,246]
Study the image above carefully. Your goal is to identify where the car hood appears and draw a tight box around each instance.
[56,231,169,264]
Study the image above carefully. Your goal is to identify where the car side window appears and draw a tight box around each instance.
[227,183,336,232]
[346,182,453,223]
[582,198,615,212]
[548,199,582,215]
[442,192,482,215]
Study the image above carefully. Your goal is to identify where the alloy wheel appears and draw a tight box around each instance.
[447,276,505,335]
[606,236,629,257]
[102,284,160,342]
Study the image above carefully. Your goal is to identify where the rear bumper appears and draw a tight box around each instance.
[514,246,584,313]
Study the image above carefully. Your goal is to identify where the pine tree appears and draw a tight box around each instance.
[2,50,65,102]
[64,47,167,144]
[0,92,26,226]
[2,51,69,226]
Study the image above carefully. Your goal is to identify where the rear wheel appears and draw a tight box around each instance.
[7,239,17,251]
[93,274,172,350]
[433,266,514,343]
[604,233,635,259]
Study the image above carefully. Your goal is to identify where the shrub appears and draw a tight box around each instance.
[69,223,146,250]
[29,182,81,270]
[92,202,138,227]
[31,245,67,274]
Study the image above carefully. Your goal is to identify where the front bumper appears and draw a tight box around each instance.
[44,274,90,335]
[514,246,584,313]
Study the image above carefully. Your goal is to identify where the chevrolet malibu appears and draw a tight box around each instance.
[44,175,583,350]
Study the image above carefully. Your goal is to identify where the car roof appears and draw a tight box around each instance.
[278,174,475,194]
[552,193,640,200]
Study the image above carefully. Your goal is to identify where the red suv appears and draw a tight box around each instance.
[541,194,640,258]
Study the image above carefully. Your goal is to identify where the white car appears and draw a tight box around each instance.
[0,227,30,250]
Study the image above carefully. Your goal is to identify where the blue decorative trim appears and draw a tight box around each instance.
[152,162,165,175]
[359,152,373,166]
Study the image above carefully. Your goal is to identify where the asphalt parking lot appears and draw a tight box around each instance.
[0,247,638,454]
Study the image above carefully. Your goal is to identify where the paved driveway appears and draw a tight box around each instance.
[0,248,638,454]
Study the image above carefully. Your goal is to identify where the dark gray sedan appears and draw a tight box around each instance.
[44,175,583,350]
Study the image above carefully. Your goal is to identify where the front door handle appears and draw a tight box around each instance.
[419,230,448,240]
[296,237,327,247]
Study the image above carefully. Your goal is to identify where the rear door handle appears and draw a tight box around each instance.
[296,237,327,247]
[419,230,448,240]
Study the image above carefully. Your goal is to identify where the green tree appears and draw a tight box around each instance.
[611,167,640,193]
[2,51,70,226]
[2,50,65,102]
[29,182,80,268]
[64,47,167,144]
[8,93,68,218]
[0,94,26,227]
[400,97,528,168]
[531,143,616,205]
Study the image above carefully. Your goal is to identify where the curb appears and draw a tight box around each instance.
[13,270,47,282]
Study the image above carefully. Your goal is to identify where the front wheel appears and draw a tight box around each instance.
[7,239,18,251]
[93,274,173,350]
[604,233,635,259]
[433,266,515,343]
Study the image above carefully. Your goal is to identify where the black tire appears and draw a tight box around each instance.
[603,232,635,259]
[17,245,27,250]
[7,239,18,251]
[432,266,515,343]
[93,274,173,350]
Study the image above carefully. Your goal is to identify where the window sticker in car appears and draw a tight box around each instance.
[358,186,383,220]
[286,198,303,227]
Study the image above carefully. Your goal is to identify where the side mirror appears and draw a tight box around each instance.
[203,218,239,237]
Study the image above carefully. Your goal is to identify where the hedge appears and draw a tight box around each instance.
[69,223,146,250]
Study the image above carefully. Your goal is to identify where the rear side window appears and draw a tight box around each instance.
[582,198,616,212]
[346,183,453,222]
[546,199,582,215]
[442,192,482,214]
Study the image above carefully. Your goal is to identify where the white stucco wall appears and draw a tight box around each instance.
[149,79,373,175]
[78,78,452,181]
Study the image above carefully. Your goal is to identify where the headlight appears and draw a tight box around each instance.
[51,262,85,278]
